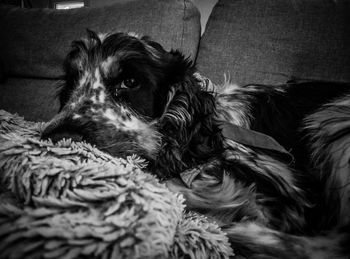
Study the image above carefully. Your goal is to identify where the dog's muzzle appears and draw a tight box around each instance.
[41,112,84,143]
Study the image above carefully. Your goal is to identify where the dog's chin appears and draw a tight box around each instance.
[82,131,161,161]
[97,142,158,160]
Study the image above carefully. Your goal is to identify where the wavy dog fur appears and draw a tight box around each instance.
[43,31,350,258]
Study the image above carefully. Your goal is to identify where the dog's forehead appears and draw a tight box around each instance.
[75,68,104,89]
[99,38,145,76]
[66,71,106,120]
[100,55,119,76]
[72,32,163,80]
[100,33,161,65]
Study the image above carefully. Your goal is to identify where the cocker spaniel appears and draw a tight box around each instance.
[42,31,350,258]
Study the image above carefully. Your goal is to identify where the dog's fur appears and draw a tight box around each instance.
[42,31,350,258]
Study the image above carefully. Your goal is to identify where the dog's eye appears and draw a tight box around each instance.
[121,78,140,89]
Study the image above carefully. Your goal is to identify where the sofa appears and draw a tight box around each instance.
[1,0,350,122]
[0,1,350,258]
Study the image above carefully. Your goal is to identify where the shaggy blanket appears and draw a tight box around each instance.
[0,110,233,259]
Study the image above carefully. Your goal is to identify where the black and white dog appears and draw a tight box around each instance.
[42,31,350,258]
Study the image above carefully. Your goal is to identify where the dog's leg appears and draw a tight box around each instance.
[166,160,269,227]
[166,165,267,226]
[167,162,349,259]
[166,140,307,233]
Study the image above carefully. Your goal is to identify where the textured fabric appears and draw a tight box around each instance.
[0,78,61,121]
[0,0,201,79]
[196,0,350,85]
[0,110,234,259]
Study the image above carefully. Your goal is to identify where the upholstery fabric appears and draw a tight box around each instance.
[0,0,201,79]
[0,78,61,121]
[196,0,350,85]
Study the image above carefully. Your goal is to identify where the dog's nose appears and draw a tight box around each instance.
[41,125,84,143]
[41,111,85,143]
[41,114,84,143]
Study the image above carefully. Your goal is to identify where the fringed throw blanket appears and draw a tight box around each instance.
[0,110,233,259]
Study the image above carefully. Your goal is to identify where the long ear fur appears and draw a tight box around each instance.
[141,36,195,84]
[154,57,224,177]
[164,50,196,84]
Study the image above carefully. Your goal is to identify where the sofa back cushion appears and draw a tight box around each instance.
[196,0,350,85]
[0,78,61,121]
[0,0,200,79]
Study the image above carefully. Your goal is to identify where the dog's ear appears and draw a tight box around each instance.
[141,36,195,84]
[155,53,223,178]
[148,42,222,178]
[165,50,195,85]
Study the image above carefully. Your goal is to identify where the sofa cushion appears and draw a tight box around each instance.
[196,0,350,85]
[0,78,61,122]
[0,0,200,79]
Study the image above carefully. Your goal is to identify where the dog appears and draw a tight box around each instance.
[42,30,350,258]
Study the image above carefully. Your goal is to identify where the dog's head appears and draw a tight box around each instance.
[42,31,222,176]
